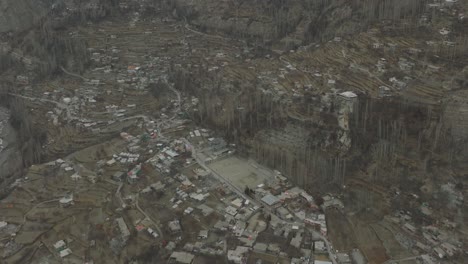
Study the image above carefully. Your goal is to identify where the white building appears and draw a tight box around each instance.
[227,246,249,264]
[169,251,194,264]
[59,248,72,258]
[198,230,208,239]
[314,261,332,264]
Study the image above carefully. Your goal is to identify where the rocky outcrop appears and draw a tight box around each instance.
[170,0,427,47]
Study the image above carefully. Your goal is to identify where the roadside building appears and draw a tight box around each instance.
[166,241,177,251]
[337,252,352,263]
[440,242,456,257]
[314,241,327,253]
[214,220,229,231]
[184,207,194,215]
[291,257,308,264]
[276,207,291,220]
[127,174,138,184]
[147,228,159,239]
[253,243,268,252]
[127,163,142,184]
[231,198,244,208]
[169,251,194,264]
[301,191,315,204]
[54,240,72,259]
[234,221,246,237]
[194,168,211,178]
[198,230,208,239]
[112,171,125,182]
[415,241,430,252]
[106,159,116,166]
[197,204,214,216]
[290,232,303,248]
[53,240,67,252]
[116,217,130,242]
[261,194,281,207]
[314,261,332,264]
[227,246,249,264]
[59,248,72,258]
[151,181,165,191]
[225,206,238,216]
[321,197,344,210]
[267,243,281,254]
[434,247,445,259]
[421,254,437,264]
[404,223,417,234]
[168,220,182,234]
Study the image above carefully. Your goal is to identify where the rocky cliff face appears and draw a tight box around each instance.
[170,0,427,48]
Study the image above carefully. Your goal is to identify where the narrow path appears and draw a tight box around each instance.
[60,66,89,81]
[135,193,163,239]
[382,255,421,264]
[16,199,59,233]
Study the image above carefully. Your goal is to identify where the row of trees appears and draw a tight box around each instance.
[186,66,461,191]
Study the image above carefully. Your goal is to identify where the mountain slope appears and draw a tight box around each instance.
[0,0,49,33]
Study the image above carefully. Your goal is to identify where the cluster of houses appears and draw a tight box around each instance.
[53,240,73,259]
